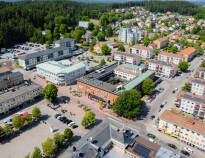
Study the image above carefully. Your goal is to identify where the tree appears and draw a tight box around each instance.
[32,107,41,120]
[77,100,80,104]
[54,132,65,148]
[112,89,142,119]
[59,24,68,34]
[73,29,84,43]
[81,111,96,127]
[99,101,103,110]
[182,83,191,92]
[83,105,87,111]
[25,153,30,158]
[88,22,94,31]
[105,25,113,37]
[91,29,98,36]
[97,32,105,41]
[42,84,58,102]
[100,59,106,66]
[23,114,33,124]
[144,37,150,46]
[153,49,160,56]
[179,61,189,72]
[3,124,13,136]
[118,44,125,52]
[100,15,109,27]
[31,147,42,158]
[200,60,205,67]
[12,115,25,130]
[64,128,73,140]
[42,137,56,157]
[101,44,111,55]
[142,78,154,95]
[151,22,155,28]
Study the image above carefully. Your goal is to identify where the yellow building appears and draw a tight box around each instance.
[154,37,169,49]
[179,47,196,62]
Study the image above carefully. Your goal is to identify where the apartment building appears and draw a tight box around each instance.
[18,46,72,70]
[158,51,185,65]
[54,37,76,51]
[147,59,178,78]
[195,67,205,80]
[157,110,205,151]
[189,77,205,96]
[153,37,169,49]
[111,51,140,65]
[176,91,205,119]
[0,67,11,77]
[179,47,196,62]
[0,82,42,114]
[118,28,139,44]
[130,44,154,59]
[36,60,85,85]
[0,71,24,90]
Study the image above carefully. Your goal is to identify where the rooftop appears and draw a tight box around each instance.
[0,82,42,103]
[0,67,11,75]
[124,70,155,90]
[113,51,140,58]
[36,60,85,74]
[160,110,205,136]
[132,44,153,51]
[189,77,205,85]
[179,47,196,55]
[159,51,185,58]
[55,37,75,44]
[148,59,177,68]
[121,63,145,70]
[0,71,23,82]
[154,37,168,42]
[18,46,69,60]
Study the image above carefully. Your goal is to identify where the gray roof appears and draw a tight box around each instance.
[0,71,23,82]
[60,118,138,158]
[115,52,137,58]
[114,68,138,77]
[149,60,173,67]
[18,46,69,60]
[156,147,180,158]
[0,82,42,103]
[192,79,205,85]
[55,38,75,44]
[181,93,205,104]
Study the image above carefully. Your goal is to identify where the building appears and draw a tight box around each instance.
[61,118,180,158]
[54,37,76,51]
[77,63,154,105]
[195,67,205,80]
[189,77,205,96]
[157,110,205,151]
[114,63,146,81]
[0,71,24,90]
[0,82,42,114]
[130,45,154,59]
[78,21,89,29]
[18,47,72,70]
[176,91,205,119]
[118,28,139,44]
[179,47,196,62]
[147,59,178,78]
[0,67,11,77]
[158,51,185,65]
[111,51,140,65]
[153,37,169,49]
[36,60,86,85]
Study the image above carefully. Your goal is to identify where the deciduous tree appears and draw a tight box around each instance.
[142,78,154,95]
[81,111,96,127]
[42,84,58,102]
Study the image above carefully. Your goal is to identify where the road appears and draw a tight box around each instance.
[129,55,205,158]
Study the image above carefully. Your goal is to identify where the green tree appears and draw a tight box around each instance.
[32,107,41,120]
[73,29,84,43]
[151,22,155,28]
[153,49,160,56]
[99,101,103,110]
[77,100,80,104]
[97,32,105,41]
[179,61,189,72]
[23,114,33,124]
[12,115,25,130]
[83,105,87,111]
[200,60,205,67]
[42,137,56,157]
[3,124,13,136]
[88,22,94,31]
[100,15,109,27]
[25,153,30,158]
[118,44,125,52]
[101,44,111,55]
[182,83,191,92]
[105,25,113,37]
[142,78,154,95]
[91,29,98,36]
[100,59,106,66]
[112,89,142,119]
[144,37,150,46]
[59,24,68,34]
[31,147,42,158]
[53,132,65,148]
[81,111,96,127]
[64,128,73,140]
[42,84,58,102]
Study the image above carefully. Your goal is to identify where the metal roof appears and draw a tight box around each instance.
[18,46,69,60]
[124,70,155,90]
[55,37,75,44]
[0,71,23,82]
[192,79,205,85]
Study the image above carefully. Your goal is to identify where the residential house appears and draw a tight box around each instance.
[189,77,205,96]
[179,47,196,62]
[154,37,169,49]
[158,51,185,65]
[195,67,205,80]
[130,45,154,59]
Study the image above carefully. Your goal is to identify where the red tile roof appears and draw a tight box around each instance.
[132,44,153,51]
[179,47,196,56]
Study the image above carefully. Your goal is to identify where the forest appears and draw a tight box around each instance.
[0,0,204,49]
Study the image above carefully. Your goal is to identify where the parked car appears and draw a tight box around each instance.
[147,133,156,139]
[162,100,167,105]
[158,88,164,92]
[184,147,193,154]
[66,120,72,124]
[150,115,155,120]
[71,124,78,129]
[181,150,190,156]
[55,114,61,118]
[168,143,177,149]
[69,122,75,127]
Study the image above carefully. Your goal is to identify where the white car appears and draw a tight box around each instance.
[184,147,193,154]
[69,122,75,127]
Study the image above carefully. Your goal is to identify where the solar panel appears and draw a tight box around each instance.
[133,144,151,158]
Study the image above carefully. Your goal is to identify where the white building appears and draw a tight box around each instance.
[147,59,178,78]
[189,77,205,96]
[195,67,205,80]
[176,91,205,119]
[36,60,86,85]
[118,28,139,44]
[158,51,185,65]
[79,21,89,29]
[130,45,154,59]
